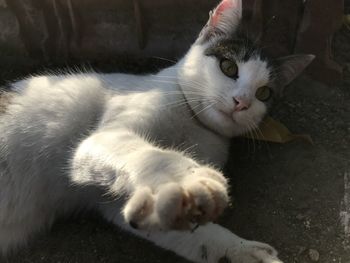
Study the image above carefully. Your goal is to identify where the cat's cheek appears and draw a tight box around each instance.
[204,109,237,137]
[254,101,268,123]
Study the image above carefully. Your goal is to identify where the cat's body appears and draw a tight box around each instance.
[0,66,229,252]
[0,1,314,262]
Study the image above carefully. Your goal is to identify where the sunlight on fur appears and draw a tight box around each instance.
[0,0,314,262]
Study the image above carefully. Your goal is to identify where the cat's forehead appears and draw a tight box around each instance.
[204,35,268,63]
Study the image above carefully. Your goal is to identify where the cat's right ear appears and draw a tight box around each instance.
[275,54,315,88]
[197,0,242,44]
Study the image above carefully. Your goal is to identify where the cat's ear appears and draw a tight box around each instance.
[274,54,315,89]
[197,0,242,44]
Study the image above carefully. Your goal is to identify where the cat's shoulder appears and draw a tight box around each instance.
[10,72,107,93]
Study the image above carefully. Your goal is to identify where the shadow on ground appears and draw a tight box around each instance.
[1,26,350,263]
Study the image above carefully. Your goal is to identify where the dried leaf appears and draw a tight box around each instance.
[343,15,350,26]
[242,116,313,144]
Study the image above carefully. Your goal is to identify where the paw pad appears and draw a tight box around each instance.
[123,167,229,231]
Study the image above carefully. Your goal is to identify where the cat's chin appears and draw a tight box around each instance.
[219,111,249,136]
[207,108,263,138]
[195,108,246,138]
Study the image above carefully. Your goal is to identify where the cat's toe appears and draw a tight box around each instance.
[184,178,228,224]
[123,187,154,229]
[183,167,229,223]
[123,183,189,230]
[155,167,229,229]
[155,183,188,229]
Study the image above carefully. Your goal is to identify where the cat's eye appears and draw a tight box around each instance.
[220,59,238,79]
[255,86,273,101]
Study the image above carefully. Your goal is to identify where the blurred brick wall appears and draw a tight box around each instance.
[0,0,344,84]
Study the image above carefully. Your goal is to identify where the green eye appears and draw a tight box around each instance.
[220,59,238,79]
[255,86,273,101]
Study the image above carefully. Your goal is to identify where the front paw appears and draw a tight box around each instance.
[123,167,229,230]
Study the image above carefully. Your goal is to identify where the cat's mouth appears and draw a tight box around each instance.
[218,108,256,129]
[218,109,233,121]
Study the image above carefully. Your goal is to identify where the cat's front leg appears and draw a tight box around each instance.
[71,129,229,231]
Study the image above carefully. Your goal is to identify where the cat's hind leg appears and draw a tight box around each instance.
[100,205,282,263]
[141,223,283,263]
[142,223,282,263]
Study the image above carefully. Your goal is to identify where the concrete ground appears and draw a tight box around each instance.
[1,24,350,263]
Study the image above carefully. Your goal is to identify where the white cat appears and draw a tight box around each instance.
[0,0,314,262]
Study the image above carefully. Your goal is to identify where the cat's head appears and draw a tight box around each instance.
[177,0,314,138]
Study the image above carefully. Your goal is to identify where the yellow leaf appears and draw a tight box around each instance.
[242,116,313,144]
[343,15,350,26]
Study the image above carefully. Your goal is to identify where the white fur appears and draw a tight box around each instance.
[178,44,268,137]
[0,0,284,262]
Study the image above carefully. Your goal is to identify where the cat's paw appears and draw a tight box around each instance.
[123,167,229,230]
[200,240,282,263]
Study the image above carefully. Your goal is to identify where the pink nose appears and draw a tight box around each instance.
[233,97,251,111]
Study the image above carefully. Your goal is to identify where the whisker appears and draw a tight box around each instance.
[190,102,218,119]
[151,56,177,63]
[159,97,217,109]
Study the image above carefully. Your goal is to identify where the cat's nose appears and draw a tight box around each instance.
[233,97,251,111]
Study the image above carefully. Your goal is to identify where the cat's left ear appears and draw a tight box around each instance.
[274,54,315,91]
[197,0,242,44]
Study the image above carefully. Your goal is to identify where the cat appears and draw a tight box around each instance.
[0,0,314,262]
